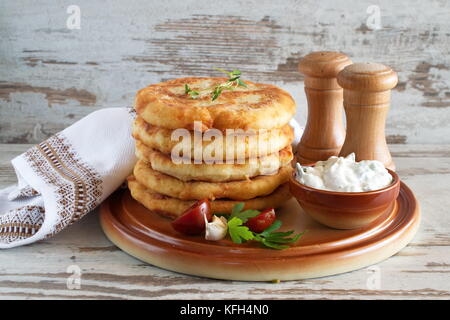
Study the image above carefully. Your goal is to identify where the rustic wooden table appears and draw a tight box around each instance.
[0,143,449,299]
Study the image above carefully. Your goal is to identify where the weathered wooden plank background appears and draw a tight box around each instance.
[1,0,449,144]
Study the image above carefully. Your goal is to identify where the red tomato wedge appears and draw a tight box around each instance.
[245,208,276,233]
[171,199,212,235]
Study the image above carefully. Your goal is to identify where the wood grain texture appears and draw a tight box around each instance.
[338,63,398,170]
[0,144,449,299]
[1,0,450,143]
[296,52,350,163]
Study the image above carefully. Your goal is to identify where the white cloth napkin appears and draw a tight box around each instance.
[0,107,302,249]
[0,108,137,248]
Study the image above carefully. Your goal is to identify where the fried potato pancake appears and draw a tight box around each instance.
[132,117,294,160]
[133,159,292,201]
[135,140,293,182]
[128,177,291,219]
[134,77,296,131]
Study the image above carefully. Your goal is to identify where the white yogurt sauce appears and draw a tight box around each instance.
[295,153,393,192]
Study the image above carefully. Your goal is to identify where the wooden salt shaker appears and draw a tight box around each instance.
[296,51,352,164]
[337,63,398,170]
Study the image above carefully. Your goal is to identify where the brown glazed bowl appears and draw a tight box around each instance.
[289,168,400,229]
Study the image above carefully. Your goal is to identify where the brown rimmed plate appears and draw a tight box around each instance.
[99,182,420,281]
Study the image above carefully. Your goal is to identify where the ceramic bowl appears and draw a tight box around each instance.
[289,167,400,229]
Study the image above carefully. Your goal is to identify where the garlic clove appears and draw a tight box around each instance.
[205,215,228,241]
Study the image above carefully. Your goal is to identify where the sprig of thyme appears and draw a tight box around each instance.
[184,84,199,99]
[184,67,248,101]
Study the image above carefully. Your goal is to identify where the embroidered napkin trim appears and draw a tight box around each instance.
[0,133,103,244]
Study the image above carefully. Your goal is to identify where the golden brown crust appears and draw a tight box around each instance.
[128,177,292,219]
[134,159,293,201]
[134,77,296,131]
[132,116,294,160]
[135,140,293,182]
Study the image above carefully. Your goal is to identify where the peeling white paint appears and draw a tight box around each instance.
[0,0,449,143]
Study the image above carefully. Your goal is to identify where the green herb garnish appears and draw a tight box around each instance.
[229,202,260,223]
[184,67,247,101]
[225,203,306,250]
[211,68,247,101]
[253,220,305,250]
[184,84,200,99]
[227,217,254,244]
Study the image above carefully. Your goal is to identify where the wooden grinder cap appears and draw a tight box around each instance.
[337,63,398,92]
[337,63,398,170]
[299,51,352,78]
[296,51,352,164]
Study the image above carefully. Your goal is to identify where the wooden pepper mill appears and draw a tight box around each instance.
[337,63,398,170]
[296,51,352,164]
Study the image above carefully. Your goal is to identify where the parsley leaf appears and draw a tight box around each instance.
[225,203,306,250]
[229,203,260,223]
[231,203,244,215]
[260,239,290,250]
[256,225,306,250]
[259,219,282,236]
[227,217,254,244]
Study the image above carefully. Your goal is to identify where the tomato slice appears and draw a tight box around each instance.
[171,199,212,235]
[245,208,276,233]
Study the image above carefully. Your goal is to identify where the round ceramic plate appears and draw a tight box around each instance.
[99,182,420,281]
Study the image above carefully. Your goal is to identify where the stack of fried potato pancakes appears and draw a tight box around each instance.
[129,77,296,219]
